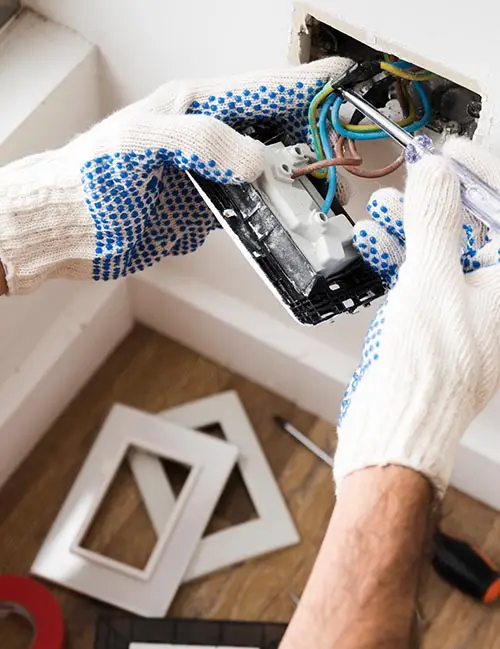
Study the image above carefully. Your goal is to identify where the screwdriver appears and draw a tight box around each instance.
[274,416,333,467]
[434,530,500,604]
[275,416,500,604]
[335,86,500,235]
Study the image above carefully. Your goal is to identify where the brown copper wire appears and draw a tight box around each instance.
[335,137,405,178]
[394,79,408,117]
[293,71,407,180]
[290,156,361,179]
[337,76,406,178]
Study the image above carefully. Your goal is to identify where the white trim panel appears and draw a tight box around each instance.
[0,281,133,488]
[31,404,238,617]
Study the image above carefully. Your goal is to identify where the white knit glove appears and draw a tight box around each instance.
[334,138,500,499]
[0,57,352,295]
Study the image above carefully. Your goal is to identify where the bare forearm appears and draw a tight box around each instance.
[0,263,6,295]
[281,467,432,649]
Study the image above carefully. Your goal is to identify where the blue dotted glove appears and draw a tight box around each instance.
[344,139,494,431]
[352,139,493,288]
[334,139,500,499]
[0,57,351,294]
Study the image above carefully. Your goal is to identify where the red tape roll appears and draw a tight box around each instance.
[0,575,64,648]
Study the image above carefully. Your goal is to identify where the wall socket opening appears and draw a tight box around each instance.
[299,15,482,139]
[290,12,484,222]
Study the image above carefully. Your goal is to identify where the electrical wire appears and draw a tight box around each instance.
[336,72,408,178]
[291,155,361,178]
[383,58,418,70]
[334,63,427,135]
[335,137,405,178]
[394,79,408,117]
[380,61,434,81]
[308,83,335,178]
[331,80,431,140]
[334,76,408,178]
[318,93,338,213]
[301,55,434,191]
[338,91,416,131]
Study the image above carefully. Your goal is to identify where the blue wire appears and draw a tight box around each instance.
[318,93,337,214]
[331,81,431,141]
[384,59,414,69]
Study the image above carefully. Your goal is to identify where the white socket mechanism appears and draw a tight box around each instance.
[255,142,357,276]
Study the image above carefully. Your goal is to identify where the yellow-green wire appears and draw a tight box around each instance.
[308,83,334,178]
[306,58,433,177]
[380,61,434,81]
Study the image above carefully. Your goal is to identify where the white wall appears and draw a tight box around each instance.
[26,0,497,109]
[0,281,74,377]
[0,11,101,383]
[24,0,293,110]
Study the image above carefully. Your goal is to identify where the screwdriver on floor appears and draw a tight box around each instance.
[274,416,500,604]
[433,530,500,604]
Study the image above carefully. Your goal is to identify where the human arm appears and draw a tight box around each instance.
[282,139,500,649]
[281,467,430,649]
[0,57,351,296]
[0,264,6,295]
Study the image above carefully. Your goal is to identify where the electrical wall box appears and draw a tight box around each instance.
[292,10,482,139]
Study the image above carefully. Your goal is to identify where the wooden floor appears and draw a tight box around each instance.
[1,325,500,648]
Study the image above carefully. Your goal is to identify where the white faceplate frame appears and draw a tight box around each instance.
[31,404,238,616]
[129,391,300,581]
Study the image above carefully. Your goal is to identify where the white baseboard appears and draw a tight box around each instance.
[451,396,500,511]
[0,9,99,165]
[0,281,133,488]
[452,443,500,512]
[131,266,500,511]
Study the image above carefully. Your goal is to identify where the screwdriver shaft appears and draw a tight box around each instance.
[274,416,333,467]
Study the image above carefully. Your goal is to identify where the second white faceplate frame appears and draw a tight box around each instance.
[129,391,300,581]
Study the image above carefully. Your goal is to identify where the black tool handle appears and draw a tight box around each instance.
[433,530,500,603]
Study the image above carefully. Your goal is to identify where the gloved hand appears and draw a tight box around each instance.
[334,138,500,499]
[351,141,489,288]
[0,57,351,295]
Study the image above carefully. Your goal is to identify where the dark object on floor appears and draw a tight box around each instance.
[95,616,287,649]
[433,530,500,604]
